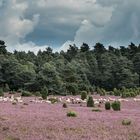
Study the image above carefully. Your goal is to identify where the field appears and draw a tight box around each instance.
[0,95,140,140]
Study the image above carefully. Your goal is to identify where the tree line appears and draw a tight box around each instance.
[0,40,140,95]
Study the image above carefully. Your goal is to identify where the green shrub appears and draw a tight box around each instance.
[66,83,78,95]
[34,91,41,97]
[48,97,59,104]
[4,84,10,92]
[17,89,23,93]
[105,102,111,110]
[67,111,77,117]
[111,101,121,111]
[92,108,102,112]
[122,119,131,126]
[21,91,32,97]
[41,86,48,100]
[0,88,4,96]
[113,88,121,96]
[81,91,87,100]
[9,91,16,94]
[87,96,94,107]
[78,83,89,92]
[63,103,68,108]
[97,88,106,96]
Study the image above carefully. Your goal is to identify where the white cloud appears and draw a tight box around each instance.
[7,41,48,54]
[54,40,74,52]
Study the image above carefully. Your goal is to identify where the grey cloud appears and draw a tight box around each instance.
[73,0,140,47]
[0,0,140,52]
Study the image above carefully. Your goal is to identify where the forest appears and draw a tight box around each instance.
[0,40,140,95]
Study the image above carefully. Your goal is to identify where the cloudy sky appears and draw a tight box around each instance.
[0,0,140,53]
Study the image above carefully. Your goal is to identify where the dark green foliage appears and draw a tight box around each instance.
[87,96,94,107]
[21,91,32,97]
[4,84,10,92]
[34,92,41,97]
[121,87,139,98]
[63,103,67,108]
[112,101,121,111]
[67,111,77,117]
[105,102,111,110]
[66,83,78,95]
[41,86,48,100]
[97,88,106,96]
[9,91,16,94]
[0,88,4,96]
[81,91,87,100]
[0,40,140,94]
[113,88,121,96]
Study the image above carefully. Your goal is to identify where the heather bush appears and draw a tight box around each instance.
[105,102,111,110]
[0,88,4,96]
[92,108,101,112]
[67,111,77,117]
[112,101,121,111]
[63,103,67,108]
[122,119,131,126]
[6,136,20,140]
[23,103,28,105]
[87,96,94,107]
[81,91,87,100]
[41,86,48,100]
[21,91,32,97]
[2,126,9,131]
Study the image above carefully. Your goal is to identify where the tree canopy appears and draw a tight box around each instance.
[0,40,140,94]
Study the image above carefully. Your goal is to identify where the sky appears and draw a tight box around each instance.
[0,0,140,53]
